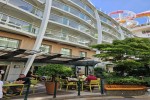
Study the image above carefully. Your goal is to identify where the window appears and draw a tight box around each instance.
[0,37,19,49]
[80,51,87,57]
[39,44,51,53]
[61,48,71,56]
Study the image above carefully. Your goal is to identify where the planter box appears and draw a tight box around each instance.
[104,85,147,96]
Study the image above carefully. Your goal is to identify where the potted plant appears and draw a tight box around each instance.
[36,64,72,94]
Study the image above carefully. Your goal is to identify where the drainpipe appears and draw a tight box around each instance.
[22,0,52,75]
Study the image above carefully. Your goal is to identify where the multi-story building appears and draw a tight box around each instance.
[0,0,133,81]
[130,23,150,38]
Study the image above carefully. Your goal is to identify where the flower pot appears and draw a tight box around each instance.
[45,81,59,94]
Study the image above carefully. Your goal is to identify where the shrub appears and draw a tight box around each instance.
[106,77,146,85]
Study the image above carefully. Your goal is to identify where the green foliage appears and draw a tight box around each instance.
[92,38,150,76]
[92,38,150,63]
[36,64,72,81]
[106,77,146,85]
[94,67,104,78]
[143,77,150,86]
[94,67,114,78]
[114,60,143,74]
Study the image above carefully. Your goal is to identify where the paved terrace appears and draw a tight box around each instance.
[2,82,150,100]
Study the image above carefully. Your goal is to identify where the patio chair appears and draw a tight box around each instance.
[30,79,38,93]
[66,80,77,91]
[85,80,100,92]
[59,79,66,90]
[60,79,77,91]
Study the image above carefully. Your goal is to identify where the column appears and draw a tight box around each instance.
[118,26,125,40]
[22,0,52,75]
[94,10,103,44]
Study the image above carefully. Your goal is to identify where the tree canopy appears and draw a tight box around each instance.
[92,38,150,76]
[92,38,150,64]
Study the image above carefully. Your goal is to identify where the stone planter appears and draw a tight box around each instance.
[104,85,147,96]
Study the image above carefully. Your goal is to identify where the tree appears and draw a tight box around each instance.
[36,64,72,81]
[92,38,150,76]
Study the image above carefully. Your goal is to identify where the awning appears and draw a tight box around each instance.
[0,47,99,66]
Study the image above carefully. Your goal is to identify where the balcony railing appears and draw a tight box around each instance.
[0,12,39,35]
[8,0,43,18]
[45,30,91,47]
[102,35,114,43]
[52,0,96,28]
[102,25,121,38]
[70,0,95,17]
[49,13,96,38]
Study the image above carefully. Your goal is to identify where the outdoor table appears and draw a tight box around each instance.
[3,83,24,95]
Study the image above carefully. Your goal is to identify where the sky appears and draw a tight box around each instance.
[90,0,150,24]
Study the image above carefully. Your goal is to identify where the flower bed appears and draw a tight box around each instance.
[104,85,147,96]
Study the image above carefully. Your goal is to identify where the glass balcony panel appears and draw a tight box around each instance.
[0,12,35,33]
[71,0,85,9]
[0,14,7,22]
[70,0,95,17]
[79,13,85,20]
[85,5,94,16]
[9,0,33,12]
[9,0,43,17]
[52,0,95,28]
[63,5,69,11]
[68,35,77,43]
[35,9,43,18]
[70,8,80,16]
[52,0,64,9]
[69,20,79,29]
[63,18,68,25]
[50,14,63,24]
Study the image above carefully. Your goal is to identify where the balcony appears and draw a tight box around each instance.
[52,0,96,28]
[8,0,43,18]
[70,0,95,17]
[0,12,39,35]
[102,25,121,38]
[49,13,96,39]
[45,30,91,47]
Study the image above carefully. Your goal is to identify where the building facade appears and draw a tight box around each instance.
[130,23,150,38]
[0,0,133,81]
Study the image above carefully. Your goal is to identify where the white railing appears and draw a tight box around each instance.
[8,0,43,18]
[70,0,95,17]
[45,30,91,47]
[52,0,96,28]
[102,35,114,43]
[102,26,121,38]
[0,12,39,35]
[49,13,96,38]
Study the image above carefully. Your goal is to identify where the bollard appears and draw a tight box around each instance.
[53,80,57,98]
[77,79,81,96]
[100,78,104,95]
[24,84,30,100]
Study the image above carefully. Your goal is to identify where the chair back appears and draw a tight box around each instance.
[31,79,38,85]
[90,80,99,85]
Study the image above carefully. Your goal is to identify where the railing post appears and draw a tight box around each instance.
[77,79,81,96]
[24,84,30,100]
[53,80,57,98]
[100,78,104,95]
